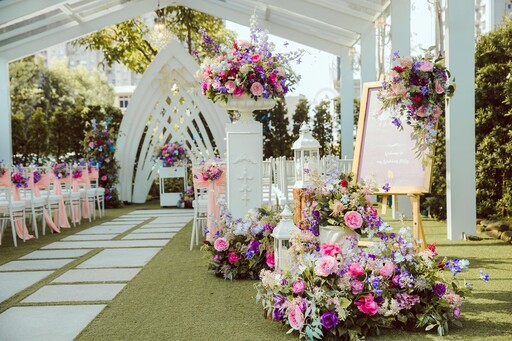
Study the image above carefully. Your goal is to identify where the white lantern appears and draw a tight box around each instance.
[272,205,300,272]
[292,122,321,188]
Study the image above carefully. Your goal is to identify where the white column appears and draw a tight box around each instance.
[339,46,354,159]
[361,25,377,85]
[445,0,476,240]
[226,122,263,218]
[0,58,12,164]
[390,0,411,58]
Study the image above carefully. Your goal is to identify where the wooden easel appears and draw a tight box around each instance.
[408,193,427,250]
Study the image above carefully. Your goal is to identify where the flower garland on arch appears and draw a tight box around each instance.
[378,49,455,163]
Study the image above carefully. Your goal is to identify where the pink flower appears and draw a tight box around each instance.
[344,211,363,230]
[88,142,95,148]
[233,86,245,96]
[250,82,264,96]
[265,252,275,268]
[419,60,433,72]
[101,175,107,181]
[348,263,365,277]
[275,83,283,93]
[292,280,306,294]
[399,56,414,68]
[379,261,395,277]
[432,104,443,119]
[251,53,261,63]
[212,255,220,262]
[355,294,379,316]
[350,279,364,294]
[435,79,445,94]
[213,238,229,252]
[416,105,427,118]
[225,80,236,94]
[314,256,338,277]
[453,306,460,319]
[320,243,341,257]
[228,251,240,264]
[288,305,305,330]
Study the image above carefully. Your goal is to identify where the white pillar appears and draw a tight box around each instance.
[0,58,12,164]
[339,46,354,159]
[361,25,377,85]
[390,0,411,58]
[445,0,476,240]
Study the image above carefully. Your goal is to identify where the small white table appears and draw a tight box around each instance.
[159,165,187,207]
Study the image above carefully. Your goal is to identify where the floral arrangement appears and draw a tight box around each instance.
[201,206,280,280]
[157,141,188,167]
[198,14,302,104]
[83,118,122,208]
[33,168,47,184]
[179,185,194,208]
[0,162,6,177]
[11,165,29,188]
[52,163,69,179]
[197,158,224,182]
[378,48,455,162]
[255,222,487,340]
[71,164,82,179]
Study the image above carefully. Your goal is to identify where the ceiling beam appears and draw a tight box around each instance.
[0,0,67,26]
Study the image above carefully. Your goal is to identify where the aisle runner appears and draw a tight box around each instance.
[0,209,193,340]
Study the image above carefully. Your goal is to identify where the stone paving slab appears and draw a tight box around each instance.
[61,234,118,241]
[76,225,135,235]
[76,248,162,268]
[100,221,142,226]
[53,268,141,283]
[127,209,190,215]
[133,227,182,233]
[0,259,75,271]
[153,217,192,223]
[22,283,126,303]
[20,249,93,260]
[0,305,106,341]
[0,271,53,303]
[122,233,174,240]
[42,240,168,249]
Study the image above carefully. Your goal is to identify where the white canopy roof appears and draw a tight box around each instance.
[0,0,389,61]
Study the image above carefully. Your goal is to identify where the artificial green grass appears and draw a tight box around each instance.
[75,213,512,341]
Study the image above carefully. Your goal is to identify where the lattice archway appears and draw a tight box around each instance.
[116,40,230,203]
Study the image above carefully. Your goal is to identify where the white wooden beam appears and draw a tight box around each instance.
[390,0,411,58]
[0,58,12,164]
[0,0,66,25]
[340,46,354,159]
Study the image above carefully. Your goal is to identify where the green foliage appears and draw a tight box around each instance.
[255,98,292,158]
[11,112,27,164]
[27,108,49,163]
[292,97,310,139]
[312,99,333,156]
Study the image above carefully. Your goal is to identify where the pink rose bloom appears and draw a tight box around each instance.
[265,252,275,268]
[233,86,245,96]
[350,279,364,294]
[225,80,236,94]
[355,294,379,316]
[213,237,229,252]
[101,175,107,181]
[292,280,306,294]
[212,255,220,262]
[348,263,365,277]
[320,242,341,257]
[433,104,443,119]
[88,142,95,148]
[434,79,445,94]
[251,53,261,63]
[379,261,395,277]
[344,211,363,230]
[288,305,305,330]
[250,82,264,96]
[399,56,414,68]
[419,60,433,72]
[212,79,221,89]
[416,105,427,118]
[314,256,338,277]
[453,306,460,319]
[228,251,240,264]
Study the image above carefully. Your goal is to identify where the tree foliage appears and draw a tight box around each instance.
[292,97,310,139]
[312,100,333,156]
[255,98,292,159]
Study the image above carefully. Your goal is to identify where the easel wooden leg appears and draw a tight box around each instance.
[409,194,427,250]
[381,195,388,215]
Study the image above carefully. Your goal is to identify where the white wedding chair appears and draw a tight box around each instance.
[0,169,27,247]
[88,164,105,218]
[190,186,208,251]
[18,166,45,239]
[58,164,81,227]
[76,165,97,222]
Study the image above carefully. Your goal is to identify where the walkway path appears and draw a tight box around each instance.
[0,209,193,340]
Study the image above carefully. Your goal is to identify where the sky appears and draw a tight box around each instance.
[226,0,437,106]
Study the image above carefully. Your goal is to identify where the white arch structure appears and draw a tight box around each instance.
[116,40,230,203]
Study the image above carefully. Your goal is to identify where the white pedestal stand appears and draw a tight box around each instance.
[224,95,275,218]
[159,164,187,207]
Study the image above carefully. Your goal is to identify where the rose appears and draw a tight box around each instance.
[344,211,363,230]
[314,256,338,277]
[320,311,339,330]
[320,242,341,257]
[419,60,433,72]
[453,306,461,319]
[350,279,364,294]
[225,80,236,93]
[348,262,365,277]
[398,56,414,68]
[379,261,395,277]
[355,294,379,316]
[288,305,305,330]
[251,53,261,63]
[434,79,445,94]
[416,105,427,118]
[228,251,240,264]
[101,175,107,181]
[265,252,275,268]
[212,255,220,262]
[213,238,229,252]
[339,179,348,188]
[292,280,306,294]
[250,82,264,96]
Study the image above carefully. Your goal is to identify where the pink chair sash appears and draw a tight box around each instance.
[60,177,80,223]
[52,177,71,228]
[30,173,60,233]
[77,170,93,219]
[7,171,35,241]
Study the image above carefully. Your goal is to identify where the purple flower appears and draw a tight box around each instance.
[433,282,446,296]
[248,240,261,253]
[273,308,284,321]
[480,269,490,282]
[320,311,339,330]
[391,117,402,128]
[273,294,286,308]
[382,183,390,192]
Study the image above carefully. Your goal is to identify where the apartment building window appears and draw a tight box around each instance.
[119,96,129,108]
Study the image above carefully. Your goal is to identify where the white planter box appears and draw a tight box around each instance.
[158,165,187,207]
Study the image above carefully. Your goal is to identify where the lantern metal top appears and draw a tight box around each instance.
[272,205,300,239]
[292,123,321,150]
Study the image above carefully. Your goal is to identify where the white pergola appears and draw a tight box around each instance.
[0,0,475,240]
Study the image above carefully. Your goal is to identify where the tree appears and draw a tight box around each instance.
[270,98,292,157]
[27,108,49,163]
[292,97,310,140]
[11,112,27,164]
[312,100,333,156]
[254,109,273,159]
[49,109,70,161]
[74,6,236,74]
